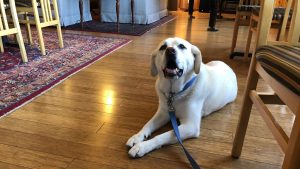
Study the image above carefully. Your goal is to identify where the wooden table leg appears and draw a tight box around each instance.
[188,0,195,19]
[131,0,134,25]
[116,0,120,32]
[99,0,101,22]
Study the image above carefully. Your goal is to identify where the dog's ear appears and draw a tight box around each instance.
[191,45,202,74]
[150,51,158,76]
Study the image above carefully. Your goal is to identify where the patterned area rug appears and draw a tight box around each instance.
[64,15,176,36]
[0,31,131,118]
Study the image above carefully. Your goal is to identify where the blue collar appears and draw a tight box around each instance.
[167,76,197,112]
[170,75,197,96]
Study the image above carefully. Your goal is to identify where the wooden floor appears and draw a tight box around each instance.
[0,12,295,169]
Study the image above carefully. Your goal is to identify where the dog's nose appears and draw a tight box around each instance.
[166,47,176,61]
[166,47,176,55]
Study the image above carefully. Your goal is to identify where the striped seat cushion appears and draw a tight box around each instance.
[256,45,300,95]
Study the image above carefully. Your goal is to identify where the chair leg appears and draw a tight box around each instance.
[282,114,300,169]
[52,0,64,49]
[24,13,33,45]
[245,18,254,58]
[56,24,64,48]
[231,13,240,53]
[0,37,4,53]
[8,0,27,62]
[32,0,46,55]
[231,58,259,158]
[36,26,46,55]
[276,19,283,41]
[16,32,28,63]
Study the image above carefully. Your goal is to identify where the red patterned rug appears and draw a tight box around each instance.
[0,31,131,118]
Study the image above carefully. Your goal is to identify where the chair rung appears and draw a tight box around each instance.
[0,28,18,36]
[256,63,300,114]
[250,27,257,32]
[16,7,33,13]
[17,19,36,25]
[40,20,59,28]
[239,20,250,26]
[250,90,289,152]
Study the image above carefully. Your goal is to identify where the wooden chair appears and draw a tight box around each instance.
[231,0,300,168]
[244,1,292,58]
[230,0,260,58]
[0,0,27,62]
[15,0,63,55]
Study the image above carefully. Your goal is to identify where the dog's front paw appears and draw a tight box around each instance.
[128,142,152,158]
[126,133,145,147]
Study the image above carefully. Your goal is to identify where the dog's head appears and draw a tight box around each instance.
[151,37,202,79]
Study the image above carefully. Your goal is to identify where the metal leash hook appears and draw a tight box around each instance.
[167,92,175,112]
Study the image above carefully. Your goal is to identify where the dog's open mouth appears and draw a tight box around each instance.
[163,67,183,79]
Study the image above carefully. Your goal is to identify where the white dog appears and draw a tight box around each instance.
[126,37,238,157]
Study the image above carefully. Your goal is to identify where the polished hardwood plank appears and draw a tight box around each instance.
[66,159,123,169]
[0,161,29,169]
[0,12,294,168]
[0,144,72,169]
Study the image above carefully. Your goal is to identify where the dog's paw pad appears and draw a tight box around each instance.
[126,134,144,147]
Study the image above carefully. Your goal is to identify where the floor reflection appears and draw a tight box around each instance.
[102,89,115,114]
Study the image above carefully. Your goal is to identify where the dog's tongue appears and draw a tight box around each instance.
[165,68,178,74]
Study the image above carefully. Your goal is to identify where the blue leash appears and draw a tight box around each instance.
[169,111,201,169]
[167,76,201,169]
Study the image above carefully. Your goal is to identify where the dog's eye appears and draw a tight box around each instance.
[159,44,167,51]
[178,44,186,49]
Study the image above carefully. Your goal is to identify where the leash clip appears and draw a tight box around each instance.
[167,92,175,112]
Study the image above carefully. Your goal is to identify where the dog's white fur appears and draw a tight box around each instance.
[126,37,238,157]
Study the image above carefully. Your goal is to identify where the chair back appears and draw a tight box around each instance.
[37,0,60,23]
[256,0,300,48]
[282,0,300,46]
